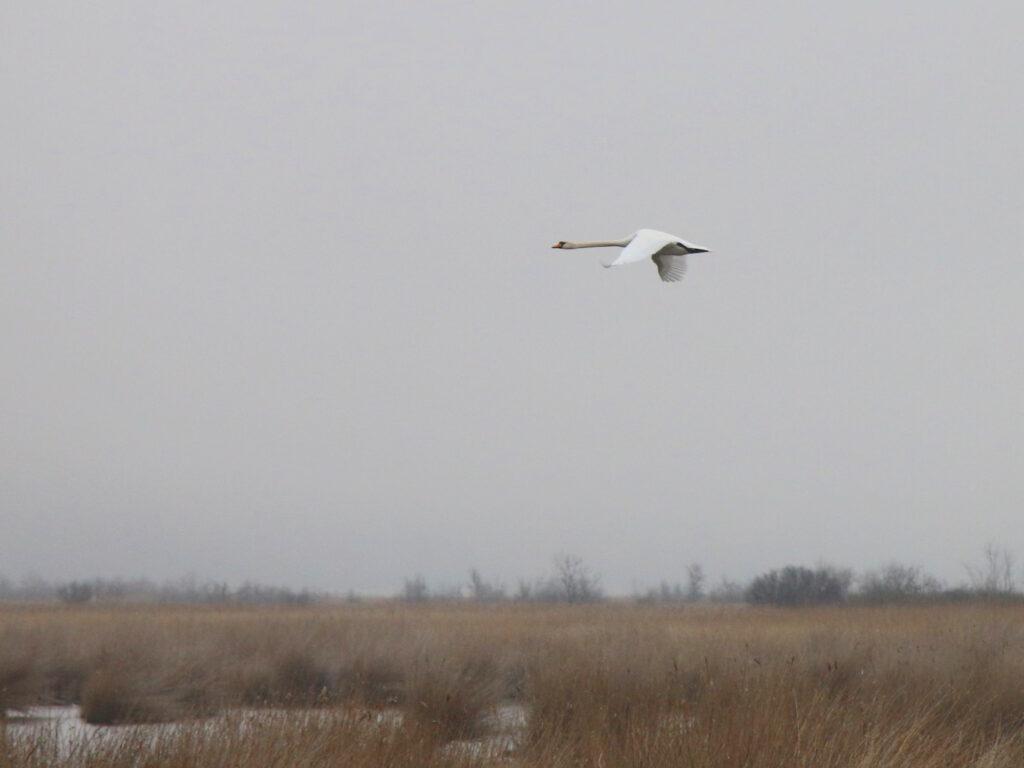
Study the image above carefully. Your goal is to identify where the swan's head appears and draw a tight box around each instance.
[551,241,567,249]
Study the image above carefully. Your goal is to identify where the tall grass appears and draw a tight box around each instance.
[2,602,1024,766]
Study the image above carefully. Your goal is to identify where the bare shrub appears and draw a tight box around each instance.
[707,576,746,603]
[405,654,502,741]
[343,656,405,706]
[859,563,943,603]
[637,581,685,603]
[467,569,505,602]
[0,647,37,715]
[686,562,706,601]
[523,639,687,752]
[230,650,330,706]
[402,576,429,602]
[56,581,94,604]
[552,554,602,603]
[966,543,1017,595]
[80,666,171,724]
[271,650,331,704]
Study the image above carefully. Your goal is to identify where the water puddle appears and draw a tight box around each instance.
[4,703,528,757]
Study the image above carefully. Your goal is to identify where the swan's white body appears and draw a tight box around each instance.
[552,229,709,282]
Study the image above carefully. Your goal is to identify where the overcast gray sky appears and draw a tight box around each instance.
[2,2,1022,593]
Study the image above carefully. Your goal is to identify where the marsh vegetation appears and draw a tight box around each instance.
[4,601,1024,766]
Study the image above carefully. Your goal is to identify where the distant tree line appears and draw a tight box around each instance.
[0,575,317,605]
[400,545,1024,607]
[2,545,1021,607]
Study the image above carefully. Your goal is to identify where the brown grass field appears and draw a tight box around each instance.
[3,601,1024,767]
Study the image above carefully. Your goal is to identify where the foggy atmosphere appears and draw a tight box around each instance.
[2,3,1024,766]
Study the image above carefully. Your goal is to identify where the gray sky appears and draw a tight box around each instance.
[2,2,1022,593]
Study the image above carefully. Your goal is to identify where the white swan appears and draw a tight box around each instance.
[552,229,710,282]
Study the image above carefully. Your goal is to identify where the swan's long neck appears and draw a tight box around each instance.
[560,239,631,249]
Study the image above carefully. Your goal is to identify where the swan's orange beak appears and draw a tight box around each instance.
[551,241,566,249]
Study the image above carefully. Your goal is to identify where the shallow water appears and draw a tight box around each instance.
[4,705,209,757]
[4,703,528,757]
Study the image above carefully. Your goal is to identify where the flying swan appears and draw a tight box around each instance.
[552,229,710,282]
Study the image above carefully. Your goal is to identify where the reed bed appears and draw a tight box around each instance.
[3,602,1024,766]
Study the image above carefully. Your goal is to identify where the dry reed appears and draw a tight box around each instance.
[2,602,1024,766]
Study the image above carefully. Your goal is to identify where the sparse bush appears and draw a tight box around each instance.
[707,576,746,603]
[45,661,89,703]
[272,650,331,704]
[552,554,602,603]
[514,580,533,600]
[467,569,506,602]
[405,654,502,741]
[637,565,707,604]
[637,581,685,603]
[402,575,429,602]
[858,563,942,603]
[0,647,37,714]
[56,581,94,604]
[344,656,404,706]
[524,638,688,752]
[686,562,706,601]
[5,574,55,601]
[966,543,1017,595]
[511,557,604,604]
[80,666,171,724]
[232,649,331,706]
[234,582,315,605]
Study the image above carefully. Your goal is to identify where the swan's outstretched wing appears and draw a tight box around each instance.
[605,230,676,267]
[653,253,688,282]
